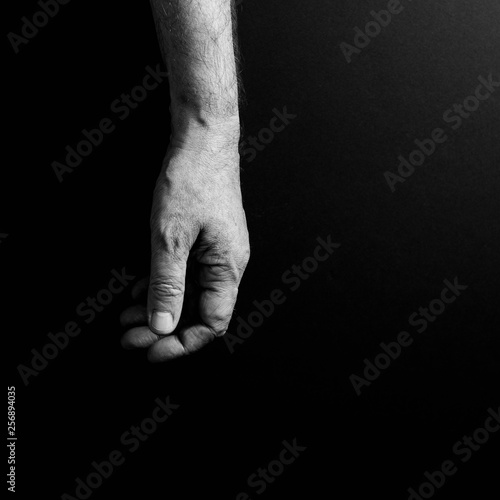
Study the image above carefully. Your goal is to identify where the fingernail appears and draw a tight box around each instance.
[151,311,173,334]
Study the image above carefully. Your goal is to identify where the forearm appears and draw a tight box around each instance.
[150,0,241,150]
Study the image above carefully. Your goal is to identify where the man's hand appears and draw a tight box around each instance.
[120,0,248,361]
[121,138,250,361]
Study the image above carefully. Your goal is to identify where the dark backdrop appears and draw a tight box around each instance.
[4,0,499,499]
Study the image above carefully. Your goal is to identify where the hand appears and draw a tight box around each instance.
[120,137,250,362]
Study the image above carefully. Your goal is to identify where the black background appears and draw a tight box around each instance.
[4,0,499,498]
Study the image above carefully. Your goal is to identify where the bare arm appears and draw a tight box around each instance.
[150,0,242,146]
[120,0,250,361]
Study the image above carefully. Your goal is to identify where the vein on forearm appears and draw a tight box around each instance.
[150,0,244,122]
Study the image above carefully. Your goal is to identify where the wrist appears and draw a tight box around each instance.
[169,113,241,154]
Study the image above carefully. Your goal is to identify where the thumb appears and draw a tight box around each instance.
[148,244,189,336]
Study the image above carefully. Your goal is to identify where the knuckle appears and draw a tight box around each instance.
[197,223,250,281]
[149,279,184,300]
[151,215,193,258]
[216,247,249,283]
[219,264,242,285]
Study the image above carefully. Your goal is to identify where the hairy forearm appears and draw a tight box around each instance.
[150,0,242,148]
